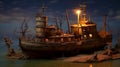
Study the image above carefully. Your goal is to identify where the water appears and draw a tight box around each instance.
[0,39,120,67]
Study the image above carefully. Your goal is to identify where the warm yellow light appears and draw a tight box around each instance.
[76,10,81,15]
[89,64,93,67]
[75,9,81,24]
[89,34,92,38]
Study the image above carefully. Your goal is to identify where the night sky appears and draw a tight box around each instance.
[0,0,120,40]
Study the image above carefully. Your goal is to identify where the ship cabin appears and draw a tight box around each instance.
[71,22,98,40]
[71,4,99,40]
[35,13,76,43]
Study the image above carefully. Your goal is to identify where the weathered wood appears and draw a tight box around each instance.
[112,53,120,59]
[97,54,111,61]
[3,36,12,48]
[64,54,96,63]
[64,49,120,63]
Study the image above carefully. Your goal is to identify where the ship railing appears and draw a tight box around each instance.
[44,36,83,44]
[20,36,36,43]
[46,37,72,42]
[20,35,84,45]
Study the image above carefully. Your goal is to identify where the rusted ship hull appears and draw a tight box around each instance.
[19,39,106,58]
[18,4,112,59]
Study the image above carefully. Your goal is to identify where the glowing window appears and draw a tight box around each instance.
[36,22,40,25]
[89,34,92,38]
[36,17,41,21]
[83,28,86,32]
[84,35,87,38]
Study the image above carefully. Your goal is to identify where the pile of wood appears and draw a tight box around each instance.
[7,51,28,59]
[3,36,29,59]
[64,54,96,63]
[64,48,120,63]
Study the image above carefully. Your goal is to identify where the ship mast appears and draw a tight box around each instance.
[20,18,28,37]
[41,4,46,16]
[36,4,48,42]
[54,17,59,29]
[59,18,63,30]
[65,9,71,33]
[103,15,107,34]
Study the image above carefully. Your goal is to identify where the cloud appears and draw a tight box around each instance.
[112,10,120,20]
[0,7,33,23]
[114,15,120,20]
[11,0,20,5]
[0,1,3,4]
[0,14,24,23]
[48,0,59,5]
[50,0,59,4]
[93,10,99,14]
[0,1,4,8]
[108,10,114,16]
[116,10,120,15]
[86,0,96,4]
[11,0,28,4]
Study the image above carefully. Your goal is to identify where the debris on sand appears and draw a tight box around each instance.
[7,51,29,60]
[64,48,120,63]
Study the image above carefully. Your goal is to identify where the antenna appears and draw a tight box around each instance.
[103,15,107,33]
[41,3,47,16]
[79,3,87,23]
